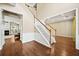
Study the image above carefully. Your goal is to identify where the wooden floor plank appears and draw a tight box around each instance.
[0,36,79,56]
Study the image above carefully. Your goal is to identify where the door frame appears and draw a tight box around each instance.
[45,8,79,50]
[0,9,23,49]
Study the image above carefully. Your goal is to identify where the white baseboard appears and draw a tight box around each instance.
[56,35,73,38]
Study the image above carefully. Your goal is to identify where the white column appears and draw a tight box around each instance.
[0,9,4,49]
[76,8,79,50]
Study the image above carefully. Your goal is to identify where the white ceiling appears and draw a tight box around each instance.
[25,3,37,8]
[45,9,76,24]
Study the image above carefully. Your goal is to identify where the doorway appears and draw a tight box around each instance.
[0,9,23,49]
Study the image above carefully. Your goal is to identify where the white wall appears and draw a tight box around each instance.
[0,3,35,33]
[37,3,79,49]
[37,3,79,37]
[0,3,35,49]
[37,3,79,20]
[51,21,72,37]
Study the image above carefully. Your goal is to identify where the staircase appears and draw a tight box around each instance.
[25,5,56,48]
[34,17,56,48]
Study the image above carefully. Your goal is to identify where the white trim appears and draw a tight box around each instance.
[0,8,23,50]
[44,8,77,20]
[0,9,4,50]
[1,8,22,16]
[75,8,79,50]
[35,24,49,45]
[44,8,79,49]
[34,33,51,48]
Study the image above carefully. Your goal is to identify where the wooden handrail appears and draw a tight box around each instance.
[35,17,51,32]
[25,5,56,46]
[25,5,50,32]
[25,4,56,33]
[46,23,56,31]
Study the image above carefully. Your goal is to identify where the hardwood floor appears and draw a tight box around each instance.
[23,41,51,56]
[0,40,23,56]
[51,36,78,56]
[0,36,79,56]
[23,36,79,56]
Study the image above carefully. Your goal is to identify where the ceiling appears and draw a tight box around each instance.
[45,9,76,24]
[25,3,37,9]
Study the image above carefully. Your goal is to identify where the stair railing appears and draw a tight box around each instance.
[34,17,56,46]
[25,5,56,46]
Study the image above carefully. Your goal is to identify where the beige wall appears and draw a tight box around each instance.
[37,3,79,37]
[0,3,36,48]
[0,3,34,33]
[50,21,73,37]
[37,3,79,20]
